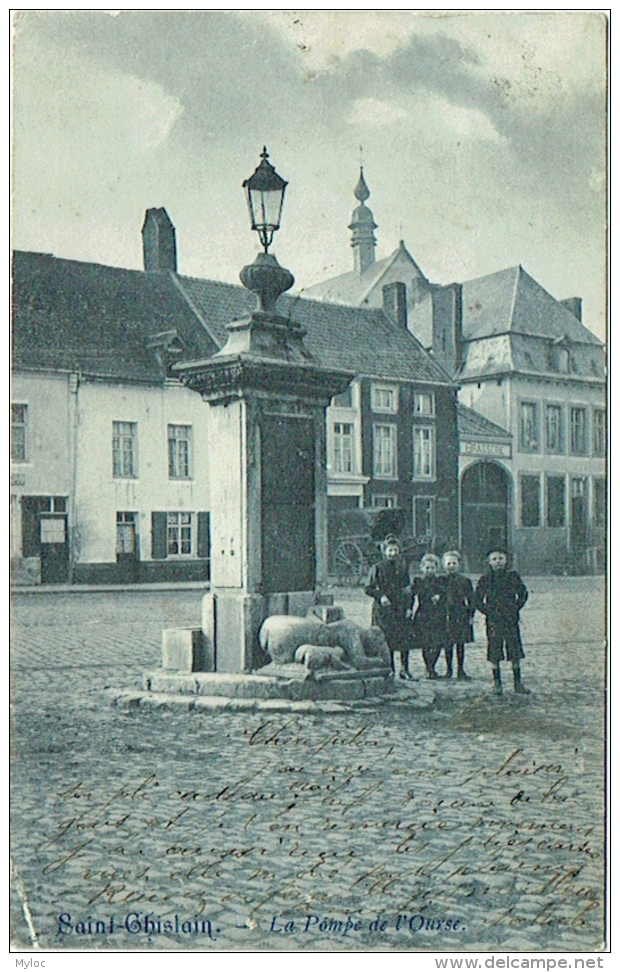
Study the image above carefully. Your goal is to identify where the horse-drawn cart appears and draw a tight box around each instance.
[329,507,431,586]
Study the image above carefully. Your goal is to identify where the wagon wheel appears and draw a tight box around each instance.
[333,540,366,587]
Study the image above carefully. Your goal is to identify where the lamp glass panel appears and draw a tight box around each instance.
[249,187,283,230]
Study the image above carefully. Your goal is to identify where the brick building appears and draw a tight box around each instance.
[303,171,606,573]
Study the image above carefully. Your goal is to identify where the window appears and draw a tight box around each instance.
[593,479,606,528]
[372,494,397,508]
[152,511,210,562]
[168,425,192,479]
[571,477,586,500]
[413,426,435,480]
[11,404,27,462]
[116,512,138,555]
[332,386,353,408]
[414,392,435,416]
[521,475,541,527]
[333,422,354,473]
[551,343,570,373]
[413,497,435,539]
[545,404,564,454]
[31,497,66,514]
[519,402,540,452]
[570,407,587,455]
[112,421,137,478]
[546,476,566,528]
[371,383,398,413]
[166,512,193,556]
[593,409,605,457]
[373,424,397,478]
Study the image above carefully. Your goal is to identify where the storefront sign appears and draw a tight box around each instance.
[460,439,511,458]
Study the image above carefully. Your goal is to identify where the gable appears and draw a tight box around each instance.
[301,242,428,308]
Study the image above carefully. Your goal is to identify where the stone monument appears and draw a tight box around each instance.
[142,150,396,704]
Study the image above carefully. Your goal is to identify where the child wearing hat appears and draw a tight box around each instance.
[442,550,474,679]
[364,535,414,678]
[475,548,529,695]
[411,552,447,679]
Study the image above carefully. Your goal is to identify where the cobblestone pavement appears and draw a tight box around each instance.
[11,578,606,953]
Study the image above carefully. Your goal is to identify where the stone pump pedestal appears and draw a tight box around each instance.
[173,251,354,673]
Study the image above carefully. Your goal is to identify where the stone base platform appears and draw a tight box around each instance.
[107,677,437,715]
[142,666,395,703]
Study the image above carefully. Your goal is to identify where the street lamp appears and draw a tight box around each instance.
[240,148,294,314]
[242,147,288,253]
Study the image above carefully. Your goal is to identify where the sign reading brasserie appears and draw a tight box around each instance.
[460,439,511,458]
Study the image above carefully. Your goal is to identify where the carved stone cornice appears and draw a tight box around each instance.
[173,353,354,407]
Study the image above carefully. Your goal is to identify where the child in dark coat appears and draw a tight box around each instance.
[364,536,413,678]
[475,548,529,695]
[442,550,474,679]
[411,553,447,679]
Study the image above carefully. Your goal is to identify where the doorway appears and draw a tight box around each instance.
[116,512,140,583]
[22,496,69,584]
[461,462,510,573]
[570,477,588,572]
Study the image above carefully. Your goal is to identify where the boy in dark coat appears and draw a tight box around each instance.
[442,550,474,679]
[411,553,447,679]
[475,548,529,695]
[364,536,413,678]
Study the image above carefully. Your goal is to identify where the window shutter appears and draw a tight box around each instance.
[197,511,211,560]
[151,512,167,560]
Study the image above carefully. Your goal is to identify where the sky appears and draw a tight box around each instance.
[12,10,607,339]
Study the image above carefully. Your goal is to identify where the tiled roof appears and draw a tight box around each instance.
[12,251,217,381]
[176,274,455,385]
[457,404,510,440]
[300,242,427,307]
[12,250,455,387]
[461,265,602,344]
[458,265,605,381]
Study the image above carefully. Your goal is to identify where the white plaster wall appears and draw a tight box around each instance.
[507,377,605,530]
[458,373,605,567]
[11,372,73,498]
[459,379,511,431]
[74,379,211,565]
[508,376,604,470]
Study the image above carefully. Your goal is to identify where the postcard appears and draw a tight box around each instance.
[10,9,608,956]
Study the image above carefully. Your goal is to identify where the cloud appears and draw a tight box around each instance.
[246,11,426,69]
[123,77,184,152]
[348,98,407,127]
[426,95,506,144]
[10,10,607,339]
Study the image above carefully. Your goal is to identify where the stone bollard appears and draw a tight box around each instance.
[162,627,213,673]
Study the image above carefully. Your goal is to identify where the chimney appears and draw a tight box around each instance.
[560,297,582,321]
[382,282,408,329]
[142,207,177,273]
[431,283,463,376]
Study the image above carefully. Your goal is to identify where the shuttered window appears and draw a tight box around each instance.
[151,511,210,560]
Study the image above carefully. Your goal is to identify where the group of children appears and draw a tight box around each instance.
[364,537,530,695]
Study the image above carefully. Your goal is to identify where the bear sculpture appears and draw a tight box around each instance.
[258,614,391,671]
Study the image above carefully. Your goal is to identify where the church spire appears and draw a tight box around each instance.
[349,167,377,275]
